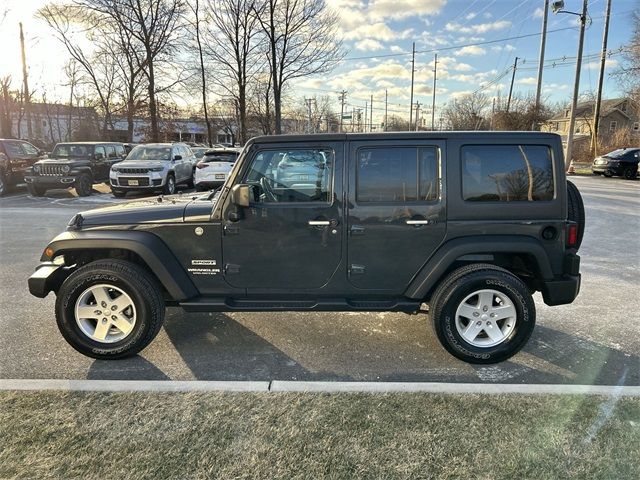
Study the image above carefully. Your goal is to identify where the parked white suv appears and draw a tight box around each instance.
[110,143,195,197]
[194,148,240,191]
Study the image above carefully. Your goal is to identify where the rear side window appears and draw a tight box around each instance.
[115,145,125,157]
[462,145,554,202]
[3,141,25,157]
[105,145,117,158]
[357,147,438,203]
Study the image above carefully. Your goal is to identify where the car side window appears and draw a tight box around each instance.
[94,146,106,159]
[462,145,554,202]
[105,145,116,158]
[4,140,25,157]
[20,142,39,157]
[244,148,334,204]
[115,145,125,157]
[357,146,438,203]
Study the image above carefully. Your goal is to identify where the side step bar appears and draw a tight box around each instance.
[179,297,421,313]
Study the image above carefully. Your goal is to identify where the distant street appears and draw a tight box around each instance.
[0,176,638,385]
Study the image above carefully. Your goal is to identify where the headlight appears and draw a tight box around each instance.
[62,165,70,173]
[33,164,40,172]
[149,167,164,172]
[111,167,118,173]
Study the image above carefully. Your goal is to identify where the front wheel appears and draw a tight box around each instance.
[163,174,176,195]
[55,260,165,359]
[27,183,47,197]
[75,173,93,196]
[429,264,536,364]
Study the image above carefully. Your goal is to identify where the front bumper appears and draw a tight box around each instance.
[591,164,623,175]
[111,174,163,189]
[28,262,73,298]
[24,175,77,187]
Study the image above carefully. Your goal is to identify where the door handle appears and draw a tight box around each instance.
[308,220,330,226]
[406,220,433,225]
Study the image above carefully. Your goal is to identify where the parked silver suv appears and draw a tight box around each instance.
[110,143,195,197]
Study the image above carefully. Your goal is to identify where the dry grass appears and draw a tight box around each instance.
[0,391,638,479]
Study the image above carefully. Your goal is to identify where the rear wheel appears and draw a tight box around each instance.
[566,180,585,249]
[623,166,638,180]
[429,264,536,364]
[75,173,93,197]
[27,183,46,197]
[163,174,176,195]
[0,171,7,196]
[55,259,165,359]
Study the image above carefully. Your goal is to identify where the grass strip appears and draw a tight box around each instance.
[1,391,638,479]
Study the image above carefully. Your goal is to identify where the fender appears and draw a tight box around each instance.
[404,235,554,300]
[41,230,198,301]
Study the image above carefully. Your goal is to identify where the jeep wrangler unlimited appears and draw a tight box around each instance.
[28,132,583,364]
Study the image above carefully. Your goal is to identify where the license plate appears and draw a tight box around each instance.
[215,174,225,179]
[298,175,309,181]
[128,179,139,186]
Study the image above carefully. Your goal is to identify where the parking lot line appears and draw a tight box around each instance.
[1,379,638,396]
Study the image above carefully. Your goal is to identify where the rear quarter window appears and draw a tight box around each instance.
[461,145,554,202]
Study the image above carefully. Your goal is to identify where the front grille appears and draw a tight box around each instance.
[119,177,150,187]
[119,167,150,174]
[40,164,66,176]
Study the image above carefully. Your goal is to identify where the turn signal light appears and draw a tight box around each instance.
[44,247,54,258]
[567,224,578,247]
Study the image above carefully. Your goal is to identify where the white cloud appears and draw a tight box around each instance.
[533,7,545,19]
[343,22,403,41]
[491,44,516,52]
[451,90,474,100]
[376,80,395,88]
[465,12,477,20]
[584,59,619,70]
[368,0,446,21]
[355,39,384,51]
[517,77,538,85]
[455,45,487,56]
[444,20,511,34]
[390,45,405,53]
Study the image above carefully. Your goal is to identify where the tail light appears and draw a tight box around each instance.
[196,162,209,169]
[567,223,578,247]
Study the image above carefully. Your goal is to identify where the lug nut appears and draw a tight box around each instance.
[482,306,488,312]
[101,302,107,308]
[102,318,107,324]
[111,305,117,311]
[476,321,482,326]
[111,315,117,320]
[473,312,480,317]
[490,313,496,318]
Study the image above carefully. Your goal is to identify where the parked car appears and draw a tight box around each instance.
[592,147,640,179]
[194,148,240,191]
[110,143,195,197]
[24,142,126,197]
[0,139,46,196]
[29,132,584,364]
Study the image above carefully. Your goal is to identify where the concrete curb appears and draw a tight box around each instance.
[1,379,639,396]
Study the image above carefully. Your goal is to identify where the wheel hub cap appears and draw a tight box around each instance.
[74,284,137,344]
[454,289,517,348]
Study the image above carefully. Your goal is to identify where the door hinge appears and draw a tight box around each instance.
[349,264,366,275]
[225,263,240,274]
[223,224,239,235]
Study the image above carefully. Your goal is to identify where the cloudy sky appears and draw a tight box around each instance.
[0,0,636,126]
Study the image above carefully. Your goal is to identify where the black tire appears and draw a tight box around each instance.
[566,180,585,250]
[112,189,126,198]
[623,166,638,180]
[592,171,601,176]
[163,174,176,195]
[195,183,207,192]
[603,171,613,177]
[75,173,93,197]
[186,169,195,189]
[27,183,47,197]
[55,259,165,359]
[429,264,536,364]
[0,170,7,196]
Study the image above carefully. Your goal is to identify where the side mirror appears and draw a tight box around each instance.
[95,153,104,160]
[173,155,182,161]
[230,184,251,207]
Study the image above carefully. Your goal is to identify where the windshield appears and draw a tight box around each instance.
[126,146,172,161]
[605,149,629,158]
[51,144,93,158]
[191,148,208,159]
[202,152,238,163]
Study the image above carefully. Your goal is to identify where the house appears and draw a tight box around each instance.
[540,97,640,144]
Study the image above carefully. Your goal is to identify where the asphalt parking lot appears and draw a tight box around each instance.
[0,176,638,385]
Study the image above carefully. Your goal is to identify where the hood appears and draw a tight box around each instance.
[115,160,170,170]
[76,194,216,227]
[37,158,90,165]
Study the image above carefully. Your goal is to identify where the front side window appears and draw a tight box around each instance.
[105,146,116,158]
[21,142,39,156]
[115,145,125,157]
[357,147,438,203]
[462,145,554,202]
[51,144,92,158]
[94,146,106,159]
[244,148,333,203]
[4,141,25,157]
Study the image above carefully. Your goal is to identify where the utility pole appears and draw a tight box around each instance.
[409,42,415,130]
[384,89,388,132]
[506,56,519,113]
[338,90,347,133]
[431,53,438,130]
[490,97,496,129]
[370,95,373,132]
[414,101,421,131]
[534,0,549,129]
[19,22,32,140]
[565,0,589,171]
[591,0,612,155]
[364,101,368,133]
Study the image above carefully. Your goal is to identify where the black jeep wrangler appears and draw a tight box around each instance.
[24,142,126,197]
[28,132,584,364]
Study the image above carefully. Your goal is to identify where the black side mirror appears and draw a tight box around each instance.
[230,184,251,207]
[173,155,182,161]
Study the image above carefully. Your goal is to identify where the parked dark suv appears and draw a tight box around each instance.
[0,139,46,196]
[592,147,640,179]
[28,132,584,364]
[24,142,126,196]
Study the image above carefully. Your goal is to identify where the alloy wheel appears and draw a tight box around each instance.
[454,289,517,348]
[74,284,137,343]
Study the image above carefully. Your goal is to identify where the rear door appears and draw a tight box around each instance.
[347,140,447,292]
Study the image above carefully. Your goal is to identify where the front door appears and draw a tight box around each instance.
[347,140,447,292]
[222,142,343,290]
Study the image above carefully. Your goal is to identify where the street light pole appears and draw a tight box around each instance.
[533,0,550,130]
[562,0,589,171]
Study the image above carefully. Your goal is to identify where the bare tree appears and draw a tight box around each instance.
[492,93,553,131]
[255,0,344,134]
[0,77,13,138]
[613,9,640,107]
[248,75,274,135]
[442,93,490,130]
